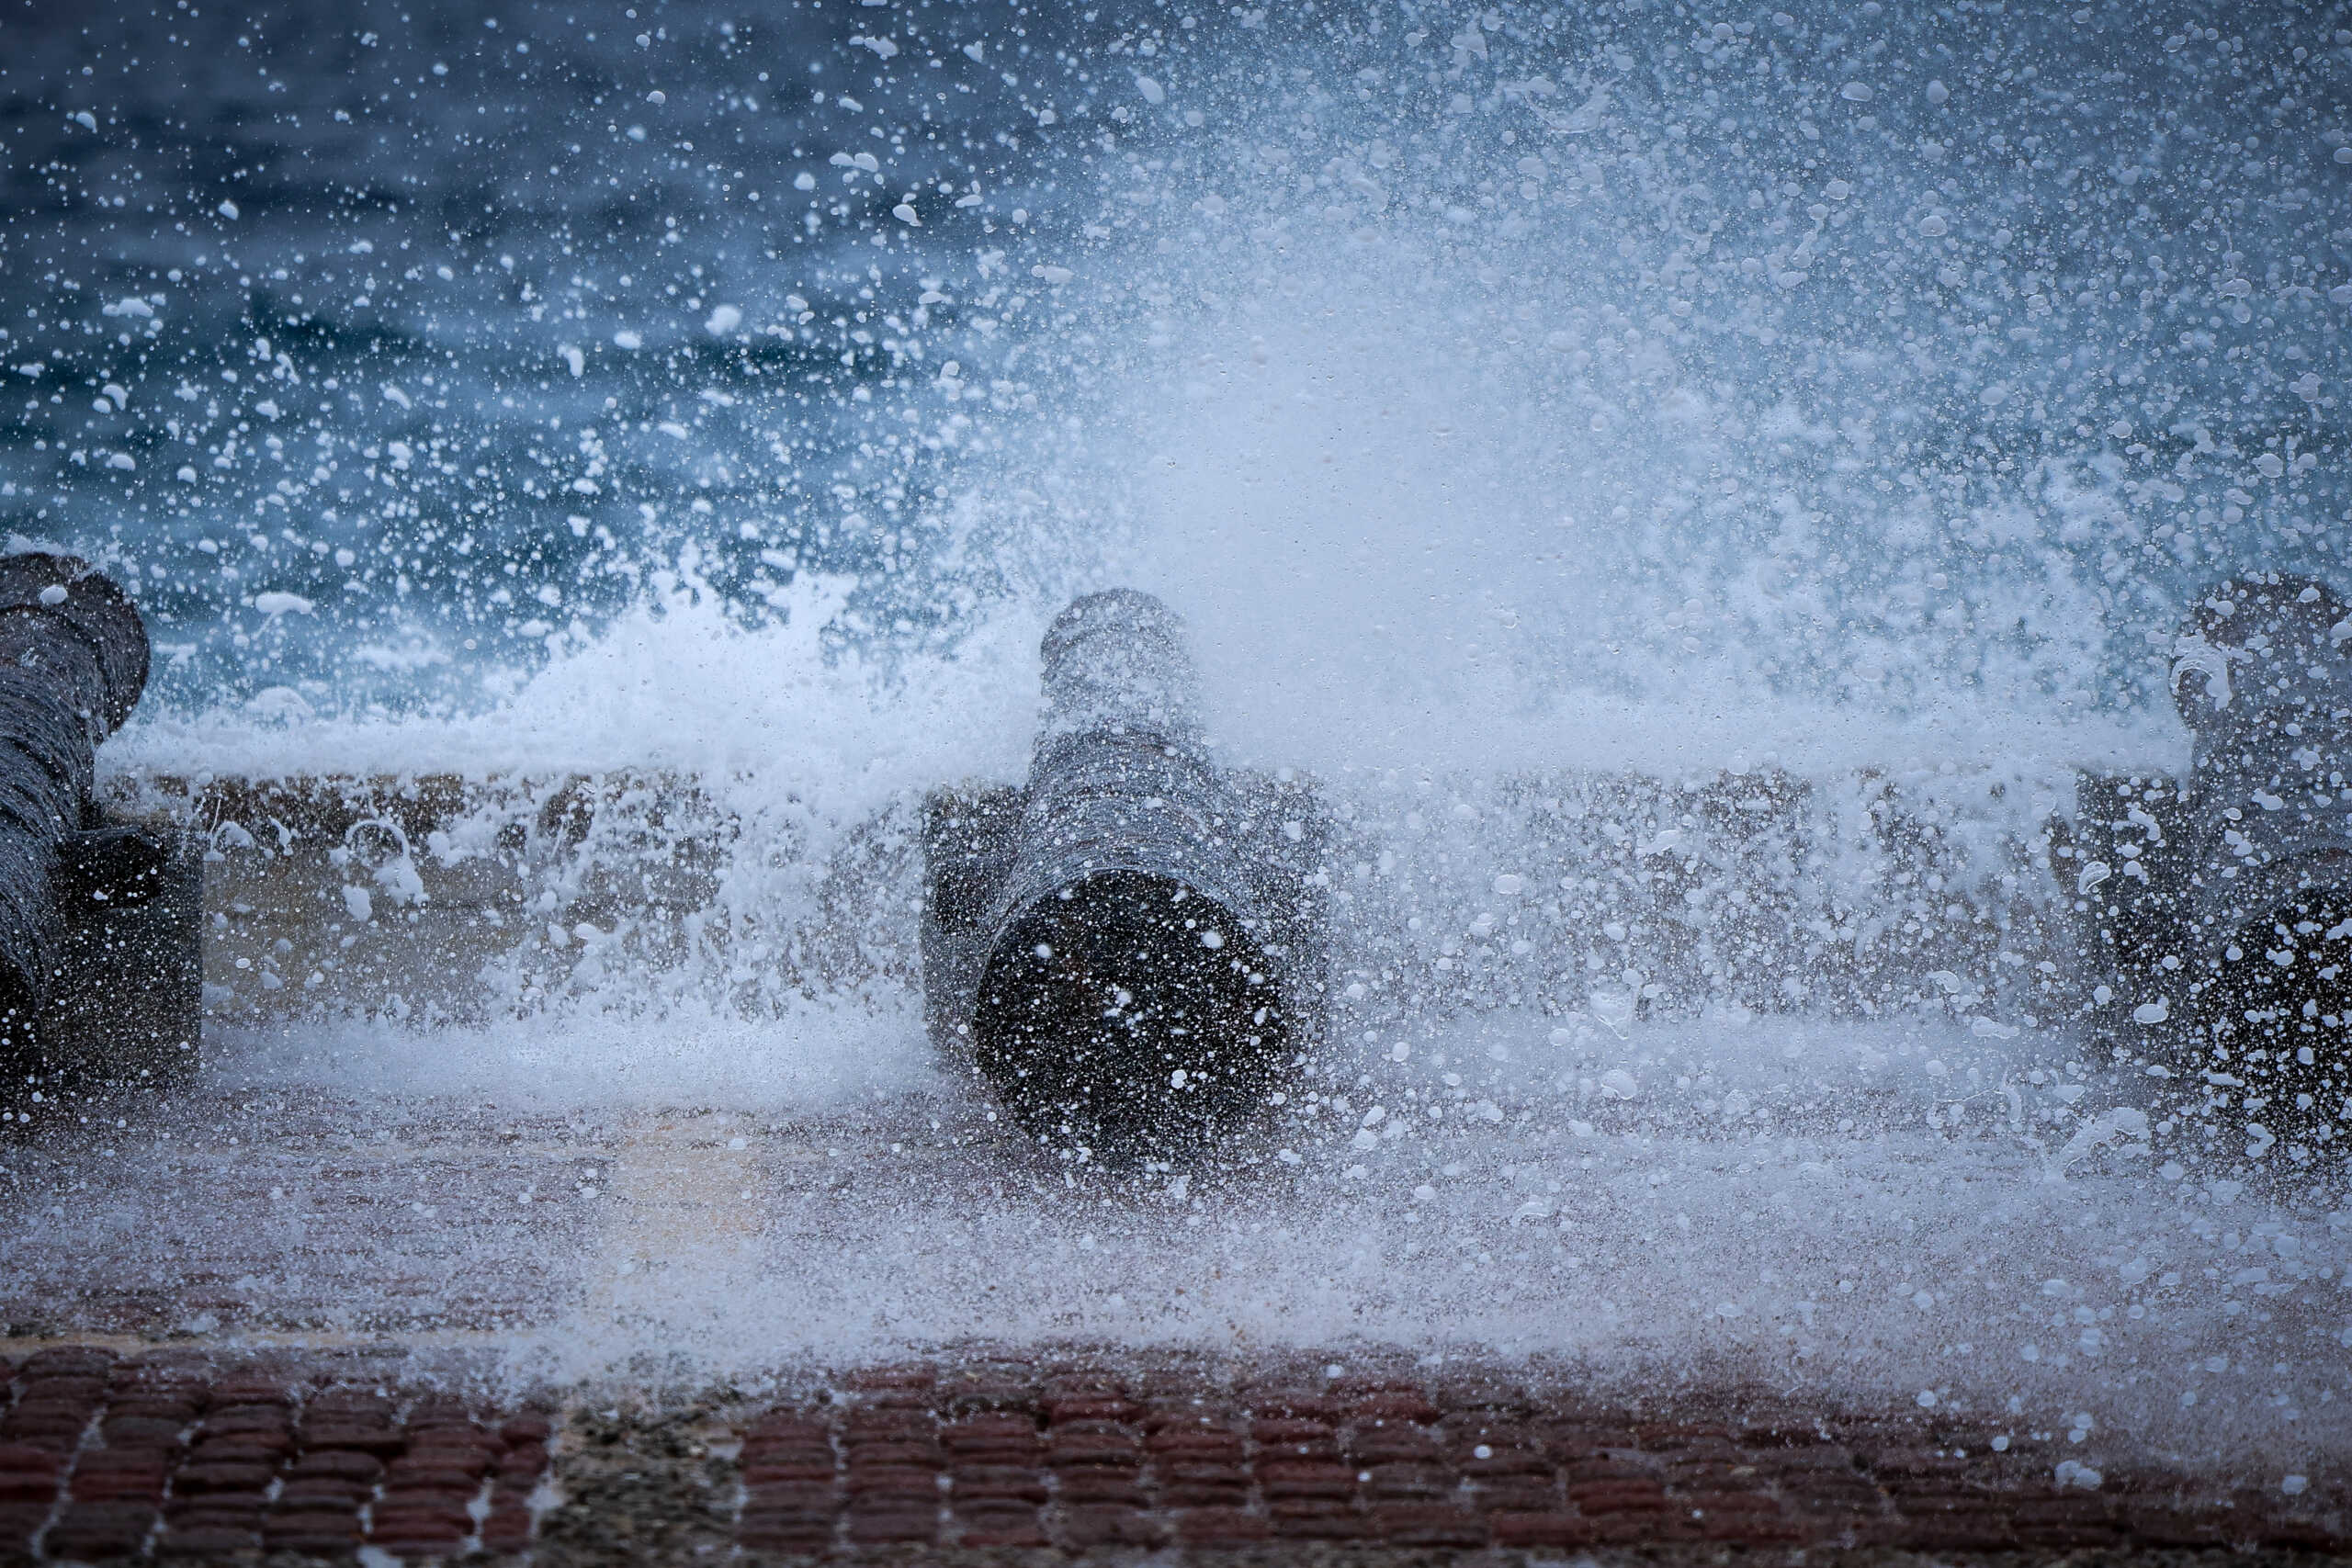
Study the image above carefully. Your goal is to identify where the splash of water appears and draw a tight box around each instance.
[2,0,2347,1479]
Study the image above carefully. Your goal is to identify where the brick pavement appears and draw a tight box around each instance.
[2,1344,2345,1563]
[707,1359,2349,1561]
[0,1346,548,1564]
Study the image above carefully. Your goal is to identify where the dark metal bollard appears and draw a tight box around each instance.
[0,552,199,1103]
[2166,575,2352,1148]
[2063,574,2351,1158]
[922,589,1324,1161]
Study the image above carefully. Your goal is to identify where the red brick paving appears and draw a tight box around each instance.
[5,1345,2346,1561]
[0,1346,549,1563]
[725,1360,2351,1558]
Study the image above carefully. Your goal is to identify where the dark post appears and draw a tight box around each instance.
[923,589,1323,1161]
[2163,574,2352,1147]
[0,551,198,1100]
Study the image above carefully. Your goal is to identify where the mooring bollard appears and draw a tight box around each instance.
[922,589,1323,1160]
[2065,574,2352,1156]
[0,552,200,1102]
[2167,575,2351,1146]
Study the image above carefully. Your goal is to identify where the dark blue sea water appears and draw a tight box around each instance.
[0,0,2344,736]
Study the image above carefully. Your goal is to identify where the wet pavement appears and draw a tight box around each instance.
[0,1343,2346,1563]
[3,1066,2348,1564]
[0,1344,546,1562]
[1,851,2346,1561]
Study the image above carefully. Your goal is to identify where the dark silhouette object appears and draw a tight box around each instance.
[2060,574,2350,1162]
[922,590,1323,1162]
[0,552,199,1105]
[2170,576,2351,1151]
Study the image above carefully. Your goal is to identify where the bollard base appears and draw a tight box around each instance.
[40,817,205,1090]
[921,782,1027,1063]
[2057,773,2352,1164]
[2195,886,2352,1148]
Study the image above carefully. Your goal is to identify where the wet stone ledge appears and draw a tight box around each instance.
[107,772,752,1030]
[0,1346,551,1564]
[104,760,2111,1038]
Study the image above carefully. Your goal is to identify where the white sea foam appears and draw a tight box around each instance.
[112,570,1039,818]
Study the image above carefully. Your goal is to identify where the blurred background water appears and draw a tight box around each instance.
[1,0,2342,745]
